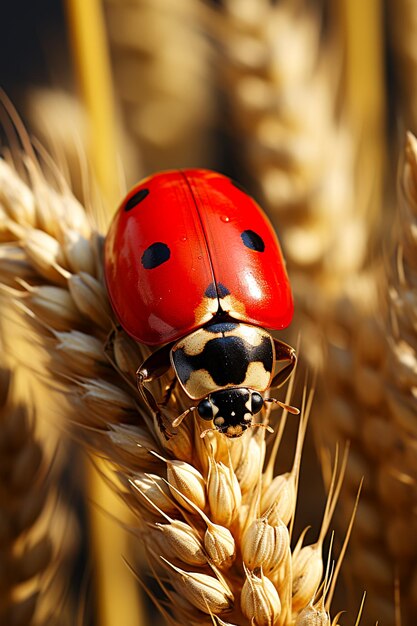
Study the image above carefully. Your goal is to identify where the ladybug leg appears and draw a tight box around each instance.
[136,343,173,384]
[136,344,175,440]
[136,343,174,410]
[266,340,299,415]
[104,327,116,359]
[137,379,175,440]
[271,340,297,389]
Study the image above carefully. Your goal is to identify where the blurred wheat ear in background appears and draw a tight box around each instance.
[103,0,216,176]
[0,360,80,626]
[316,133,417,626]
[215,0,361,283]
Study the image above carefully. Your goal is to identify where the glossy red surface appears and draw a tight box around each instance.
[186,170,293,331]
[104,170,293,345]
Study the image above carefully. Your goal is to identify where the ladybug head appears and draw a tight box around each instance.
[197,388,264,438]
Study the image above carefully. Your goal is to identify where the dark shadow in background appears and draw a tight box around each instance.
[0,0,70,101]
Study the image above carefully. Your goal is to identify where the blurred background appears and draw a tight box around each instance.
[1,0,417,625]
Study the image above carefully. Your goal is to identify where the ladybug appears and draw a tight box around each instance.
[105,170,297,438]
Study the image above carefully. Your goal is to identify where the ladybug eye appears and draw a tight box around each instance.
[141,242,170,269]
[241,230,265,252]
[251,392,264,414]
[198,399,214,421]
[124,188,149,211]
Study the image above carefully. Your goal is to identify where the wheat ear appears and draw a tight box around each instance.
[316,133,417,626]
[0,148,359,625]
[212,0,365,287]
[0,362,79,626]
[383,132,417,624]
[103,0,215,173]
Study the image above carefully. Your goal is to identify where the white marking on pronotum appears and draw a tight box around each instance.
[183,369,218,399]
[245,362,271,391]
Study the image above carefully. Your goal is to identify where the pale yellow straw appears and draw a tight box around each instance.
[65,0,120,214]
[65,2,143,624]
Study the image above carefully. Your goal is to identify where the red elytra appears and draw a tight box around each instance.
[104,169,293,345]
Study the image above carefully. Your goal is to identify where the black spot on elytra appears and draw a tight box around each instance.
[173,334,273,388]
[124,188,149,211]
[217,283,230,297]
[205,282,230,299]
[142,242,170,269]
[241,230,265,252]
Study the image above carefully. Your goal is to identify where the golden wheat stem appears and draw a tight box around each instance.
[62,4,144,621]
[334,0,386,225]
[88,458,145,626]
[65,0,120,211]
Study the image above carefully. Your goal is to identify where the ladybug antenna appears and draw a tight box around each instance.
[251,423,274,434]
[171,406,197,428]
[264,397,300,415]
[200,427,215,439]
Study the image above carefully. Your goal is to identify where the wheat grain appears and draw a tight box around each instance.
[207,454,242,527]
[0,152,359,625]
[203,520,236,568]
[241,565,281,626]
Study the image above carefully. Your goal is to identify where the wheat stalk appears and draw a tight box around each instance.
[66,0,121,209]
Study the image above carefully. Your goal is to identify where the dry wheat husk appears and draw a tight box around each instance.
[103,0,216,174]
[317,133,417,626]
[24,87,142,206]
[23,89,89,204]
[0,147,360,625]
[0,363,79,626]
